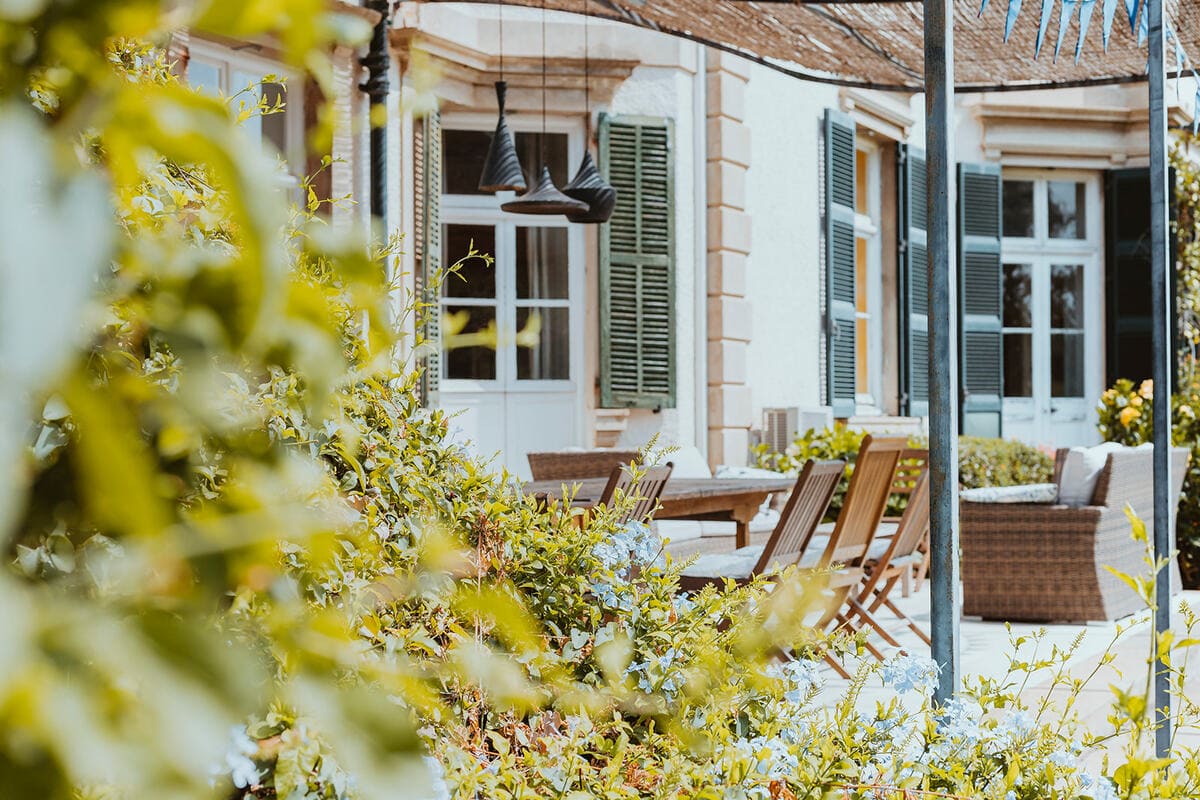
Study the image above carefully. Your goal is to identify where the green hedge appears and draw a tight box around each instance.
[752,426,1053,519]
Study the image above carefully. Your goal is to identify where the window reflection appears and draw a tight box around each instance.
[516,227,569,299]
[1052,333,1084,397]
[442,224,496,299]
[1048,181,1086,239]
[1051,264,1084,329]
[516,307,570,380]
[443,305,497,380]
[1003,264,1032,327]
[1004,333,1033,397]
[1002,180,1034,238]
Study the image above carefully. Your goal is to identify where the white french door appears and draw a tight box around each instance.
[438,216,584,477]
[1001,172,1102,448]
[437,121,586,478]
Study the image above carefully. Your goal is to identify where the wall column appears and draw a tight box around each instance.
[705,51,752,467]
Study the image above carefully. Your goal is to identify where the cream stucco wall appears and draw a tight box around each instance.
[742,65,840,419]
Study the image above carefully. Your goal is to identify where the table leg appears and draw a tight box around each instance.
[732,503,759,549]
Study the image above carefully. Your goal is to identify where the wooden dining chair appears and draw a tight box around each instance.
[598,462,674,525]
[801,435,907,676]
[527,449,641,481]
[677,458,845,592]
[839,468,932,658]
[884,447,928,596]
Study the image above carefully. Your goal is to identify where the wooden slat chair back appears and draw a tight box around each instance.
[885,448,928,520]
[751,459,845,574]
[527,449,641,481]
[818,435,907,570]
[676,458,844,592]
[599,462,674,525]
[844,469,933,652]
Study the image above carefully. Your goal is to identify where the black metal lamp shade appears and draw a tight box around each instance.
[501,165,588,215]
[562,151,616,223]
[478,81,527,193]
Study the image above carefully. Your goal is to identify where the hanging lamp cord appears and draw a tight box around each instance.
[583,0,590,141]
[541,0,548,167]
[498,0,504,80]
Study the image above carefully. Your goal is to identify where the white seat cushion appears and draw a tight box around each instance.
[681,546,764,579]
[814,520,899,538]
[960,483,1058,504]
[653,520,703,542]
[1057,442,1123,506]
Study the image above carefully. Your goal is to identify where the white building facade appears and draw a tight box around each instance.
[176,2,1195,477]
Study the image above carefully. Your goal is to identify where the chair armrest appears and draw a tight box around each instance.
[961,501,1104,532]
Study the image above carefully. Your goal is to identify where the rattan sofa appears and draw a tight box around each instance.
[961,446,1188,622]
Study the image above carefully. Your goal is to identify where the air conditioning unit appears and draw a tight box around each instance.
[761,407,834,454]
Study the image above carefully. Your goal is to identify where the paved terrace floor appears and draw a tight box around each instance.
[665,530,1200,763]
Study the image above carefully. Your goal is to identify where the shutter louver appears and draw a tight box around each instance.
[957,163,1003,438]
[600,114,676,409]
[415,110,442,407]
[824,108,857,419]
[898,144,929,417]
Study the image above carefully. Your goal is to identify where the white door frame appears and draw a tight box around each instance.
[438,112,587,460]
[1001,169,1103,446]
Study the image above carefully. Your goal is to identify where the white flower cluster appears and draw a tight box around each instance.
[210,726,260,789]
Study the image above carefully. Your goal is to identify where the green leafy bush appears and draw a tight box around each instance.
[752,427,1053,518]
[1097,376,1200,586]
[956,435,1055,489]
[9,6,1200,800]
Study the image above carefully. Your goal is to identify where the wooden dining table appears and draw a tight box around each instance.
[524,476,796,548]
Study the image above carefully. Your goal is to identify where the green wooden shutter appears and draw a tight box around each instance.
[897,144,929,418]
[824,108,857,419]
[957,163,1003,438]
[599,114,676,409]
[415,110,442,407]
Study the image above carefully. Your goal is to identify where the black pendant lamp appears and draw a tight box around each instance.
[500,0,588,216]
[478,4,526,192]
[563,0,616,223]
[502,164,588,214]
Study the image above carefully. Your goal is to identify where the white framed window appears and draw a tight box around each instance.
[1000,170,1103,447]
[437,114,586,395]
[853,139,883,412]
[186,40,305,179]
[433,113,589,475]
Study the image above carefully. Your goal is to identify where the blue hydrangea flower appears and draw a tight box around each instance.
[880,654,941,694]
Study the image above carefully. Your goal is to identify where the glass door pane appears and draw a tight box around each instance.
[515,226,570,381]
[1002,263,1033,397]
[442,223,498,380]
[1050,264,1085,398]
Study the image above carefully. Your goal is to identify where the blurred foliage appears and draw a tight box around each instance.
[6,5,1200,800]
[1097,376,1200,587]
[753,426,1051,519]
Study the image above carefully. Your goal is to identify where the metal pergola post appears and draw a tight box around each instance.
[924,0,960,705]
[361,0,392,222]
[1147,0,1173,760]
